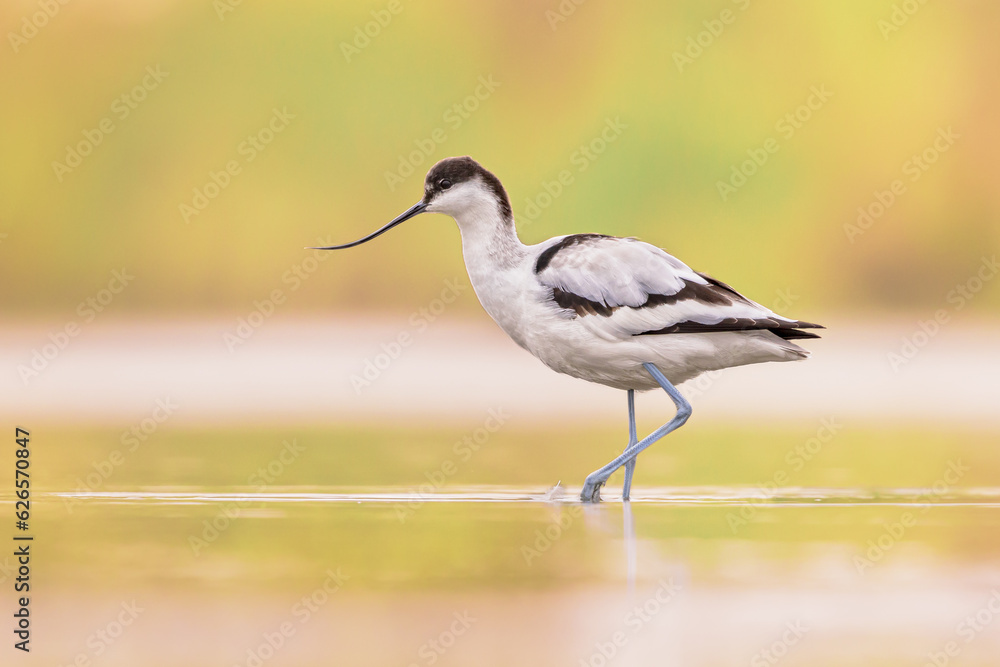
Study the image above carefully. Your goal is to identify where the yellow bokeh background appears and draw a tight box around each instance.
[5,4,1000,665]
[2,0,997,318]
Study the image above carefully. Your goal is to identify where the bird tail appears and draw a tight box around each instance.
[773,337,812,359]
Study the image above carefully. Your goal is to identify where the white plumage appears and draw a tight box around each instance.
[462,231,815,392]
[317,156,822,500]
[527,234,814,388]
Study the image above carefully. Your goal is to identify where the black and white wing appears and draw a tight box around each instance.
[533,234,822,341]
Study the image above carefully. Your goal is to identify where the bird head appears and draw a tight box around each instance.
[310,156,511,250]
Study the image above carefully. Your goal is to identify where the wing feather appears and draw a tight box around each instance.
[534,234,822,340]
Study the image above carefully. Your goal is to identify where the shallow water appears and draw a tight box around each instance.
[13,424,1000,665]
[16,486,1000,666]
[44,484,1000,506]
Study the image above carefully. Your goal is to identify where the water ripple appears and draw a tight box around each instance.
[25,485,1000,507]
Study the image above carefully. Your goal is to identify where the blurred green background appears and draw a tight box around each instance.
[2,0,997,317]
[5,3,1000,665]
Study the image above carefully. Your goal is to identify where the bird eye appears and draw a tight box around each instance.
[439,179,452,190]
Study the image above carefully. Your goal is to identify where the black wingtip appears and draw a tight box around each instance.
[771,320,824,340]
[771,329,823,340]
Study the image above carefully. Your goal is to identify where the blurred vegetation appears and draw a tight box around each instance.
[1,1,998,317]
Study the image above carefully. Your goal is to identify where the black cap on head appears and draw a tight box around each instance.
[424,156,512,220]
[309,156,511,251]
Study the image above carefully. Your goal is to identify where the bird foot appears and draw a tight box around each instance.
[580,476,605,503]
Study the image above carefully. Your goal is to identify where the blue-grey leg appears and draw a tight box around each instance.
[622,389,638,501]
[581,363,692,502]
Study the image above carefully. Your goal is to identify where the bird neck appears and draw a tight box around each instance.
[455,204,526,271]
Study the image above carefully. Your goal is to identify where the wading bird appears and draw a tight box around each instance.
[314,157,822,502]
